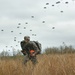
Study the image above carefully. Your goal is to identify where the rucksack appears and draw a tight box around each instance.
[20,40,42,55]
[33,41,42,54]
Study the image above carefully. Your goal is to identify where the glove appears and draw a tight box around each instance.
[30,50,36,56]
[21,50,26,55]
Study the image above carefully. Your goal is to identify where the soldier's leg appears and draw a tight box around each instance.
[30,56,38,65]
[23,54,29,65]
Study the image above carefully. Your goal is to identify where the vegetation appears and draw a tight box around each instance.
[44,45,75,54]
[0,45,75,75]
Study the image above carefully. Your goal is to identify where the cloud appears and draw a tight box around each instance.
[0,0,75,52]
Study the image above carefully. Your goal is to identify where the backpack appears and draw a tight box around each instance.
[33,41,42,54]
[20,40,42,55]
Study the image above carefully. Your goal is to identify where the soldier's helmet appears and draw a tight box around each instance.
[24,36,30,40]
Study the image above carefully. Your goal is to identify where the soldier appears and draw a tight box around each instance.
[20,36,40,65]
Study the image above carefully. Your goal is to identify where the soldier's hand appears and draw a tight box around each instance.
[30,53,36,56]
[21,50,26,55]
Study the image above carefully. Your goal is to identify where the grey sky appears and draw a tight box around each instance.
[0,0,75,52]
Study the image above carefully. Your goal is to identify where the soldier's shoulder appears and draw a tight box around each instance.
[30,41,34,42]
[29,41,35,44]
[20,40,25,43]
[29,41,38,46]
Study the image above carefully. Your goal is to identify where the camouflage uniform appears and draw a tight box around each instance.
[24,53,38,65]
[20,40,39,65]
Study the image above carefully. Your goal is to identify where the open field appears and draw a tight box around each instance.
[0,54,75,75]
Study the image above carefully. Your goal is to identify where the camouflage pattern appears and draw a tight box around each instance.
[21,41,40,55]
[20,40,26,50]
[20,40,39,65]
[23,53,38,65]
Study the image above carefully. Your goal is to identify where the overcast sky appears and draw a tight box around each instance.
[0,0,75,53]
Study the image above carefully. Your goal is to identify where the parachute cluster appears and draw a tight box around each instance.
[0,0,75,50]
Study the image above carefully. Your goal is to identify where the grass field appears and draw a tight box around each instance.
[0,54,75,75]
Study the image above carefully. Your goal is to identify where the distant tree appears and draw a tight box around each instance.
[44,45,75,54]
[4,50,9,56]
[0,50,9,56]
[12,48,16,56]
[16,50,22,56]
[0,50,5,56]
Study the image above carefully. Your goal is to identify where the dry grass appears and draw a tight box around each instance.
[0,54,75,75]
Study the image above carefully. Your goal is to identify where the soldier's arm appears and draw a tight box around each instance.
[32,42,40,54]
[20,41,24,50]
[20,41,27,55]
